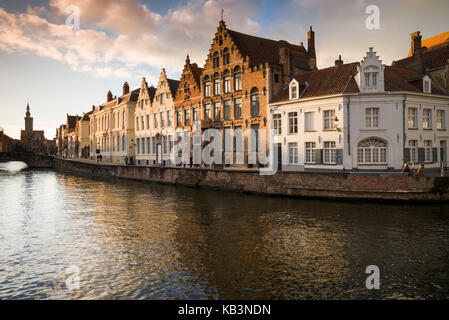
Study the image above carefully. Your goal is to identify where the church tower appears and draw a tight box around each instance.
[25,102,33,133]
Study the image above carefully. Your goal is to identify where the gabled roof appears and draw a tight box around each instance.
[227,29,312,70]
[272,62,359,103]
[67,115,80,130]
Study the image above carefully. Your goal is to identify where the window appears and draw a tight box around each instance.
[273,114,281,135]
[152,137,156,155]
[423,109,432,129]
[365,107,380,128]
[409,140,418,164]
[122,135,125,151]
[305,142,316,163]
[213,52,220,68]
[290,83,298,99]
[323,110,335,130]
[205,104,211,119]
[234,98,242,119]
[146,115,150,129]
[176,111,182,126]
[234,66,242,91]
[154,114,158,128]
[288,112,298,134]
[357,138,387,164]
[160,93,165,104]
[365,73,370,86]
[305,112,314,131]
[274,74,279,83]
[214,75,221,95]
[184,109,190,125]
[136,117,139,131]
[288,143,298,164]
[204,77,211,98]
[214,102,221,121]
[141,138,145,155]
[250,88,259,116]
[163,136,168,154]
[167,111,172,127]
[224,74,231,93]
[437,110,446,129]
[372,73,377,86]
[223,48,230,65]
[137,138,140,154]
[424,140,432,162]
[193,107,198,122]
[141,116,144,131]
[224,100,231,120]
[424,79,431,93]
[160,112,165,128]
[184,83,191,100]
[408,108,417,128]
[147,137,151,155]
[324,141,337,164]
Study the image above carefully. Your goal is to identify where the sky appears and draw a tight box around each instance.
[0,0,448,139]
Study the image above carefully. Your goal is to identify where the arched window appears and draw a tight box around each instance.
[223,48,230,65]
[234,66,242,91]
[357,138,387,164]
[213,52,220,68]
[213,72,220,96]
[184,83,190,100]
[203,75,210,98]
[250,87,259,116]
[223,69,231,93]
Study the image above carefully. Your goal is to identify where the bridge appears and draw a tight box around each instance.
[0,152,53,168]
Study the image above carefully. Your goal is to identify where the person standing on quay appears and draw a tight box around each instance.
[415,163,425,177]
[401,162,411,176]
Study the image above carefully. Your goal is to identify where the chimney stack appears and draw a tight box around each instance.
[107,90,113,102]
[278,40,291,79]
[335,55,343,67]
[123,82,129,95]
[411,31,422,56]
[308,26,317,70]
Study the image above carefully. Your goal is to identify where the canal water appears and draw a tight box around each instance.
[0,164,448,299]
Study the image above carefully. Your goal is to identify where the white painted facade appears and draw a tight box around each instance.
[134,70,177,166]
[269,48,449,172]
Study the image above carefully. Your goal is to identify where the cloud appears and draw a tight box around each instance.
[0,0,261,82]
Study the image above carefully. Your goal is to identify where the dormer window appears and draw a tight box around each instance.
[364,72,378,87]
[423,76,431,93]
[289,80,299,100]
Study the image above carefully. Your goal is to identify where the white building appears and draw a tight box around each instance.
[134,69,179,166]
[89,83,139,164]
[269,48,449,172]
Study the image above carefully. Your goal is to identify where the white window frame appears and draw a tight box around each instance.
[288,142,298,164]
[305,142,316,163]
[408,108,418,129]
[288,112,298,134]
[323,141,337,164]
[424,140,432,162]
[365,107,380,128]
[423,109,432,129]
[273,114,282,135]
[323,110,335,130]
[437,110,446,129]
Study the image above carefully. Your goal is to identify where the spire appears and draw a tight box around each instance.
[26,101,30,117]
[186,53,190,65]
[218,9,226,29]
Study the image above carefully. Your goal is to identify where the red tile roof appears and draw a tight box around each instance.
[394,41,449,70]
[272,62,359,102]
[408,31,449,57]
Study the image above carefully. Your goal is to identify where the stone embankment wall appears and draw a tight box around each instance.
[53,158,449,202]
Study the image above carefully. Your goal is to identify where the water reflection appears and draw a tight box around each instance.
[0,170,449,299]
[0,161,28,173]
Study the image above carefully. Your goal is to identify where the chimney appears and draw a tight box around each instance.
[123,82,129,95]
[278,40,291,79]
[411,31,422,56]
[107,90,113,102]
[335,55,343,67]
[308,26,317,70]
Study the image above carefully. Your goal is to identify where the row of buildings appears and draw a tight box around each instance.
[55,20,449,171]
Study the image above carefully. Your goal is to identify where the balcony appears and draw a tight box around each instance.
[201,119,213,129]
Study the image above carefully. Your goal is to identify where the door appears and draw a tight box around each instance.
[157,144,162,164]
[275,143,282,171]
[441,140,447,166]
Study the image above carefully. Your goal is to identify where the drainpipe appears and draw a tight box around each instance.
[347,96,350,156]
[402,94,406,163]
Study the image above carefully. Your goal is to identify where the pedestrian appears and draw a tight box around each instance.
[401,162,411,176]
[99,154,103,163]
[415,163,425,177]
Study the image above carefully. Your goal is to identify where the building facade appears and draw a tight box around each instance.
[134,69,179,166]
[269,48,449,172]
[199,19,317,167]
[89,83,139,164]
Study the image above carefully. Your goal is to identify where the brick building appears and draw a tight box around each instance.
[199,19,317,167]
